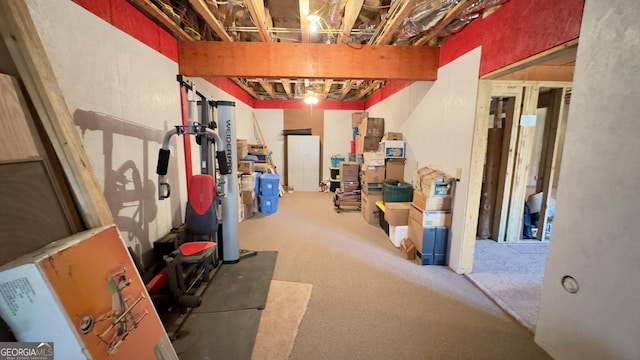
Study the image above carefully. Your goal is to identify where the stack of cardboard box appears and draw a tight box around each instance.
[407,167,456,265]
[339,162,360,192]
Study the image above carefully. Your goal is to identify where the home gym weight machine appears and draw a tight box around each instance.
[153,76,250,310]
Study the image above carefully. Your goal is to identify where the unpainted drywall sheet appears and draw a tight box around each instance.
[535,1,640,359]
[27,0,183,264]
[367,47,481,273]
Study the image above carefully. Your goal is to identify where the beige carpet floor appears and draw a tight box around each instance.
[252,280,313,360]
[238,192,552,360]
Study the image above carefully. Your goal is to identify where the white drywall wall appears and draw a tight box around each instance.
[367,48,481,273]
[323,110,354,181]
[254,109,285,183]
[535,1,640,359]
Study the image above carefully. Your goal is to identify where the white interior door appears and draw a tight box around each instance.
[287,135,320,192]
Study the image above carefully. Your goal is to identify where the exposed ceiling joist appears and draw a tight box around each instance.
[322,79,333,98]
[179,42,439,80]
[415,0,475,46]
[129,0,193,40]
[339,80,352,100]
[370,0,418,45]
[231,78,260,99]
[189,0,233,42]
[258,79,276,98]
[354,81,380,100]
[281,79,294,99]
[299,0,310,43]
[338,0,364,44]
[245,0,270,42]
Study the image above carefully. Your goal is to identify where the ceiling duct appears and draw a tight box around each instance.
[395,0,455,41]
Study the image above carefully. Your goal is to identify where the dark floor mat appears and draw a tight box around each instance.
[172,310,261,360]
[193,251,278,313]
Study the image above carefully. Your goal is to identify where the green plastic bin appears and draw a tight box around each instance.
[382,180,413,203]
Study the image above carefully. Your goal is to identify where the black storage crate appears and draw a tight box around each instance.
[417,227,449,265]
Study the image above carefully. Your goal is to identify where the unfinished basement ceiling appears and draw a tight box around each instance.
[130,0,509,101]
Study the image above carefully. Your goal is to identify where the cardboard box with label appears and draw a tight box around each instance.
[0,226,178,360]
[380,140,405,158]
[385,158,405,181]
[340,162,360,182]
[363,151,385,167]
[409,204,452,228]
[412,190,452,211]
[237,139,249,159]
[356,136,382,153]
[416,167,456,196]
[249,144,268,155]
[384,202,411,226]
[361,191,383,225]
[362,166,385,183]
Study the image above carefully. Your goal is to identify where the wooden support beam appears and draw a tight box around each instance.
[538,87,568,240]
[258,79,276,99]
[179,42,439,80]
[481,40,579,79]
[415,0,475,46]
[281,79,293,99]
[370,0,417,45]
[505,85,540,242]
[299,0,310,43]
[245,0,270,42]
[322,79,333,99]
[339,80,352,100]
[459,79,492,273]
[231,78,260,99]
[129,0,193,40]
[189,0,233,42]
[338,0,364,44]
[492,85,523,242]
[0,1,113,227]
[495,65,575,82]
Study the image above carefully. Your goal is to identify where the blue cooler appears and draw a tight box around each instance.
[260,173,280,196]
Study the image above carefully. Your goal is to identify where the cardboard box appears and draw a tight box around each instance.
[356,136,382,153]
[249,144,268,155]
[361,191,383,225]
[242,190,255,204]
[383,132,403,141]
[407,218,423,253]
[238,160,253,174]
[409,205,451,227]
[385,158,406,181]
[352,112,368,128]
[384,202,411,226]
[0,226,177,360]
[412,191,452,211]
[362,165,385,183]
[416,167,456,196]
[380,140,405,158]
[358,117,385,138]
[340,161,360,182]
[400,238,416,260]
[363,151,385,167]
[237,139,249,159]
[388,225,408,247]
[254,162,270,172]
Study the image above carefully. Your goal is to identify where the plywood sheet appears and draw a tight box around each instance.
[0,73,40,161]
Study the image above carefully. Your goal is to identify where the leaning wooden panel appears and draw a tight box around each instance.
[459,80,492,273]
[0,73,39,162]
[505,85,540,242]
[0,1,113,227]
[178,42,439,80]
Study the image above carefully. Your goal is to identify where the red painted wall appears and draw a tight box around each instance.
[440,0,584,75]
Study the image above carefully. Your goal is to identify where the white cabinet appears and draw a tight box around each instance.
[287,135,320,192]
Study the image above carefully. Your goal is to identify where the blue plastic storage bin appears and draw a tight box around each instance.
[254,174,261,195]
[259,195,279,214]
[259,173,280,196]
